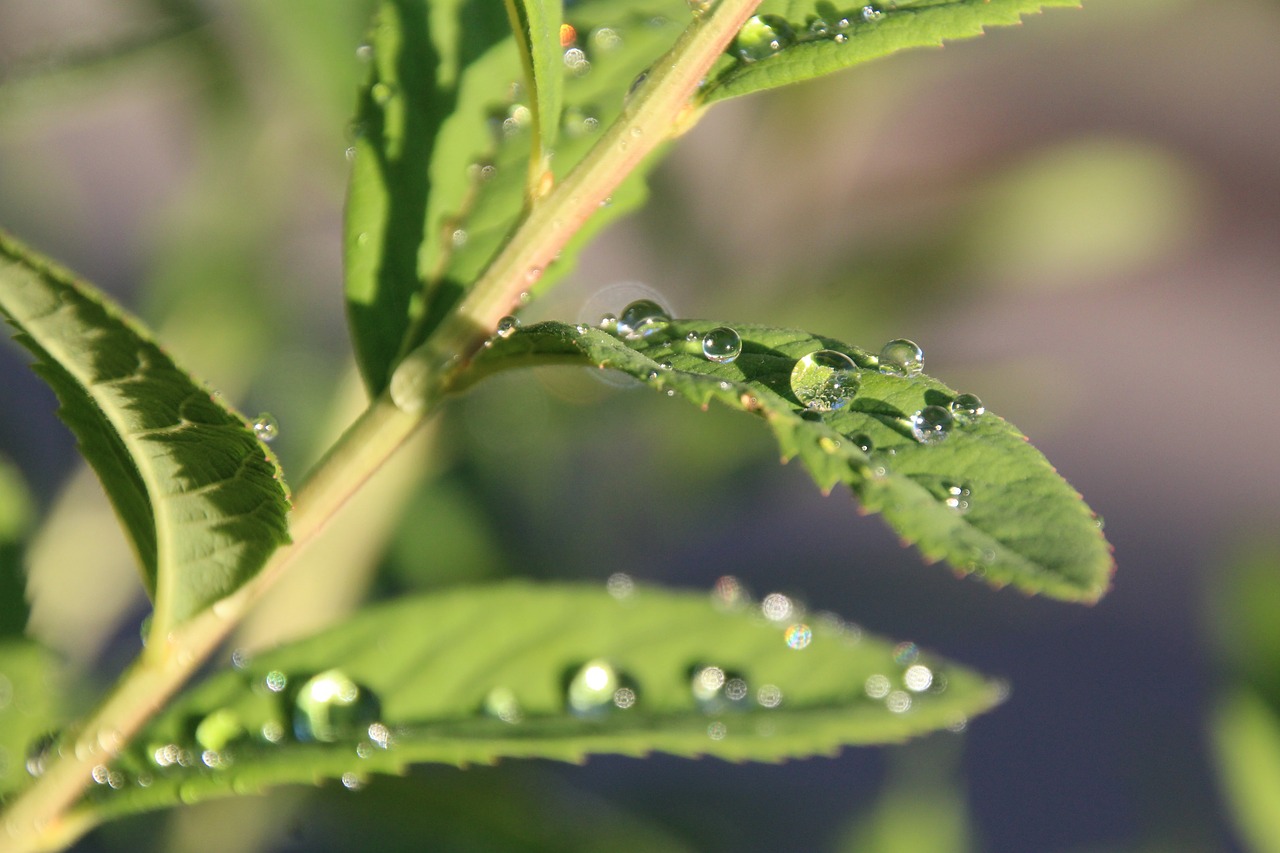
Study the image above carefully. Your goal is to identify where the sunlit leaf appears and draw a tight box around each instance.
[0,229,291,633]
[464,320,1112,602]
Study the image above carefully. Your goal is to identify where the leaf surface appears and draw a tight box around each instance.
[465,320,1112,602]
[82,582,999,821]
[702,0,1079,103]
[344,1,682,394]
[0,229,291,633]
[507,0,566,169]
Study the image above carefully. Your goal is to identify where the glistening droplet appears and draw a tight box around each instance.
[566,660,636,717]
[950,393,985,424]
[616,300,671,339]
[734,15,795,62]
[790,350,860,412]
[701,327,742,363]
[878,339,923,377]
[495,315,520,339]
[252,413,279,442]
[293,670,381,743]
[910,406,954,444]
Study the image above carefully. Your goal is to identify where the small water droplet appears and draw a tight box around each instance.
[1094,514,1106,531]
[261,721,284,743]
[591,27,623,53]
[566,660,635,717]
[852,433,873,453]
[606,572,635,599]
[865,674,891,699]
[910,405,954,444]
[718,380,732,391]
[367,722,392,748]
[712,575,750,610]
[833,32,848,43]
[790,350,860,412]
[734,15,795,63]
[949,393,985,424]
[646,369,659,381]
[598,313,618,332]
[574,323,589,335]
[252,413,279,442]
[563,47,590,75]
[862,5,884,23]
[690,665,752,713]
[784,623,813,650]
[344,146,357,162]
[495,315,520,339]
[451,228,468,248]
[264,671,288,693]
[658,360,673,371]
[484,686,524,723]
[878,339,924,377]
[903,664,934,692]
[370,81,395,105]
[760,592,793,622]
[355,43,373,63]
[944,482,971,513]
[701,327,742,364]
[808,17,831,37]
[707,721,728,740]
[293,670,381,744]
[24,733,57,778]
[617,300,671,339]
[756,684,783,708]
[341,772,364,790]
[91,764,110,785]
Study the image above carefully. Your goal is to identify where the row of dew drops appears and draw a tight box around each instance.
[733,6,894,63]
[20,574,958,796]
[490,299,986,454]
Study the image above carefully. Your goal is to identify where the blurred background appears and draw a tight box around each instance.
[2,0,1280,850]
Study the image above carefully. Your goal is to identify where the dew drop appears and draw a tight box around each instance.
[687,0,714,16]
[563,48,590,75]
[344,146,357,162]
[886,690,913,713]
[451,228,468,248]
[734,15,795,62]
[659,360,673,370]
[949,393,985,424]
[252,413,279,442]
[878,339,924,377]
[566,660,635,717]
[784,623,813,650]
[944,483,971,513]
[606,572,635,599]
[903,664,934,692]
[852,433,874,453]
[370,81,395,105]
[367,722,392,748]
[862,5,884,23]
[756,684,783,708]
[355,43,373,63]
[690,666,752,713]
[616,300,671,339]
[495,315,520,339]
[484,686,524,723]
[910,405,954,444]
[264,670,288,693]
[24,732,57,778]
[341,772,364,790]
[808,17,831,37]
[574,323,589,335]
[707,721,728,740]
[598,313,618,332]
[591,27,623,53]
[701,327,742,364]
[293,670,381,744]
[864,674,891,699]
[760,592,794,622]
[790,350,860,412]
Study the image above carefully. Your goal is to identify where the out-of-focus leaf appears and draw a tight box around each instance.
[465,320,1113,602]
[507,0,566,171]
[1213,690,1280,853]
[0,640,63,798]
[81,582,1000,822]
[0,229,291,634]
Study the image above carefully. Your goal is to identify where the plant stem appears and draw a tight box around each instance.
[0,394,424,853]
[422,0,762,377]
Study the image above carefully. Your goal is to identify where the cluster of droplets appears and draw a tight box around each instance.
[733,7,889,63]
[862,641,951,717]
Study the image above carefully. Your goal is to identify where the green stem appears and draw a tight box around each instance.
[0,394,425,853]
[418,0,762,387]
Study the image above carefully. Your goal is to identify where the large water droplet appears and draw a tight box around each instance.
[910,405,954,444]
[617,300,671,339]
[252,413,279,442]
[495,315,520,339]
[701,327,742,364]
[878,339,924,377]
[790,350,860,412]
[293,670,381,743]
[566,660,636,717]
[734,15,795,62]
[484,687,524,723]
[949,393,985,424]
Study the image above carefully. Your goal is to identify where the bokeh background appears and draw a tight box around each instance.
[3,1,1280,850]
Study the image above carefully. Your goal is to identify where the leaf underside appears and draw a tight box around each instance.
[702,0,1081,103]
[0,229,291,632]
[466,320,1113,602]
[82,582,1001,822]
[344,1,678,395]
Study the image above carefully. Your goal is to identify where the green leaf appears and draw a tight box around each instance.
[1213,690,1280,853]
[701,0,1080,104]
[506,0,566,172]
[0,456,34,637]
[0,229,291,633]
[80,582,1000,822]
[0,639,64,797]
[344,1,683,394]
[464,320,1112,602]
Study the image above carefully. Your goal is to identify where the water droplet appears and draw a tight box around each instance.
[252,413,279,442]
[201,749,228,769]
[152,744,180,768]
[479,162,497,181]
[625,69,649,106]
[707,721,728,740]
[790,350,860,412]
[734,15,795,63]
[91,764,110,785]
[886,690,912,713]
[658,360,673,371]
[944,483,971,513]
[495,315,520,339]
[718,380,731,391]
[293,670,381,744]
[591,27,623,53]
[598,313,618,332]
[606,572,635,599]
[1094,514,1106,531]
[756,684,783,708]
[563,47,590,75]
[808,17,831,37]
[893,642,919,665]
[701,327,742,364]
[451,228,468,248]
[903,664,934,692]
[264,671,288,693]
[852,434,873,453]
[784,623,813,650]
[195,709,244,752]
[864,674,891,699]
[355,43,373,63]
[261,721,285,743]
[617,300,671,339]
[484,687,524,723]
[566,660,635,718]
[344,146,357,162]
[712,575,750,610]
[370,81,395,105]
[25,733,57,778]
[690,666,752,713]
[862,5,884,23]
[878,339,924,377]
[833,32,848,43]
[574,323,589,335]
[910,405,954,444]
[341,772,364,790]
[760,592,793,622]
[949,393,985,424]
